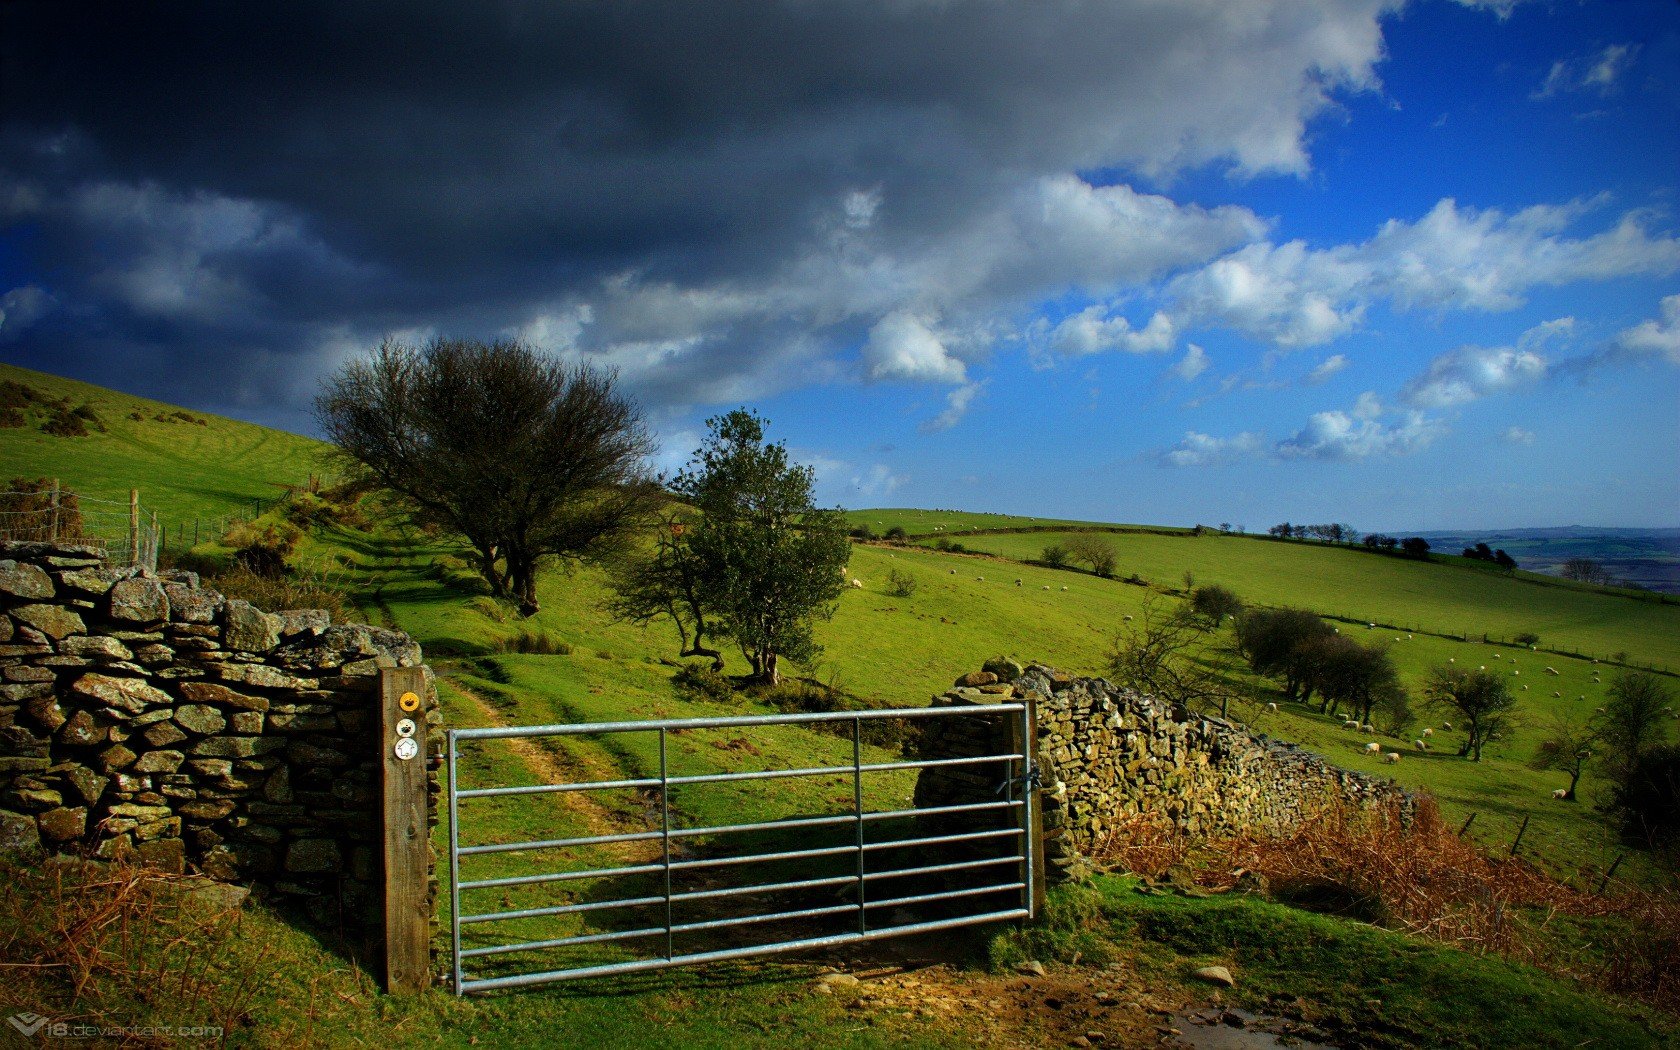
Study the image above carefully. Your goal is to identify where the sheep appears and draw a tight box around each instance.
[1522,685,1529,690]
[1442,721,1452,729]
[1362,723,1375,733]
[1123,614,1134,621]
[1552,691,1561,698]
[1042,585,1051,590]
[1552,788,1568,800]
[1492,653,1501,660]
[1479,665,1486,671]
[1545,667,1559,676]
[1061,586,1068,591]
[976,576,984,581]
[1365,742,1382,753]
[1407,634,1413,640]
[1448,657,1455,663]
[1015,579,1022,586]
[1384,752,1400,764]
[849,579,864,589]
[949,569,957,575]
[1414,739,1428,751]
[1343,719,1360,729]
[1368,623,1375,629]
[1266,702,1278,712]
[1421,727,1433,737]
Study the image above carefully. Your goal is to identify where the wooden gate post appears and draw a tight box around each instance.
[381,667,431,994]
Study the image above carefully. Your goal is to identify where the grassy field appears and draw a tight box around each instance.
[0,362,325,526]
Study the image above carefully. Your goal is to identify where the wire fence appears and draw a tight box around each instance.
[0,482,292,573]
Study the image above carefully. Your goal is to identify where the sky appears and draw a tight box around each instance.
[1,0,1677,532]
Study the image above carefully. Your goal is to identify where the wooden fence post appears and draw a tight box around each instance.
[381,667,431,995]
[48,479,59,542]
[128,489,140,565]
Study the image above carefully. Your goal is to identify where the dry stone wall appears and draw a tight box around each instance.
[0,541,442,932]
[915,662,1412,877]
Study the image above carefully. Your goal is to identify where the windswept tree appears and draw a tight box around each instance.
[1188,584,1243,629]
[316,337,659,615]
[1423,666,1517,761]
[1307,636,1404,727]
[671,410,849,685]
[1529,716,1598,801]
[606,514,723,670]
[1107,595,1240,717]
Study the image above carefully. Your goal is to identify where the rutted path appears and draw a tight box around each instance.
[447,676,661,864]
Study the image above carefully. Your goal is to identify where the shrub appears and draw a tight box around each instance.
[0,379,41,409]
[886,568,917,598]
[1041,544,1069,568]
[673,662,736,705]
[198,563,353,623]
[0,477,84,542]
[0,407,24,428]
[222,520,303,577]
[70,403,105,430]
[884,525,908,541]
[1514,631,1540,646]
[497,629,572,655]
[849,524,875,540]
[40,408,88,437]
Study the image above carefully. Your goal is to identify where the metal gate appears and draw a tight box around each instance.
[446,703,1037,994]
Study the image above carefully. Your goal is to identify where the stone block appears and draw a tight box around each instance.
[173,704,227,735]
[135,836,186,874]
[229,711,263,734]
[163,583,224,624]
[97,745,138,772]
[141,721,188,748]
[70,673,171,714]
[285,838,342,873]
[131,750,185,774]
[191,735,284,759]
[177,681,269,712]
[108,578,170,624]
[35,805,87,841]
[10,604,84,640]
[0,806,44,860]
[0,560,55,599]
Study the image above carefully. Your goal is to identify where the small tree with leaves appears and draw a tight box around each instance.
[1599,671,1674,778]
[1188,584,1243,629]
[1529,715,1598,801]
[606,515,724,671]
[1040,544,1069,568]
[671,410,849,685]
[1067,534,1118,577]
[1423,665,1517,761]
[1107,595,1241,718]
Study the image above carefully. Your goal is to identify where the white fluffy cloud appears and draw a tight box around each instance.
[1169,198,1680,348]
[1171,344,1210,382]
[923,381,986,433]
[861,312,967,383]
[1503,426,1536,445]
[1400,344,1548,408]
[849,463,906,498]
[1049,306,1176,357]
[1160,430,1265,468]
[1274,408,1444,460]
[1612,294,1680,366]
[1306,353,1350,384]
[1534,43,1638,99]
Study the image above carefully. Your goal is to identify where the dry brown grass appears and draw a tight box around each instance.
[1089,798,1680,1013]
[0,857,266,1045]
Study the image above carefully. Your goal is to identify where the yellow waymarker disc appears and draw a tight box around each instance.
[398,691,421,712]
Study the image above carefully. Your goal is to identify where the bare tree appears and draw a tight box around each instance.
[1107,595,1242,718]
[1529,715,1597,801]
[1067,534,1118,577]
[316,337,658,615]
[1560,557,1613,586]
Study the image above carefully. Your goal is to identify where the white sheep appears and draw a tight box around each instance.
[1365,742,1381,753]
[1414,739,1428,751]
[976,576,984,581]
[1448,658,1455,663]
[1442,721,1452,729]
[1015,579,1022,586]
[1492,653,1501,660]
[1042,585,1051,590]
[1266,702,1278,712]
[1343,719,1360,729]
[949,569,956,575]
[1552,788,1568,800]
[1362,723,1374,733]
[1123,614,1133,621]
[1421,727,1433,737]
[1545,667,1559,676]
[849,579,864,589]
[1552,691,1561,698]
[1384,752,1400,764]
[1061,586,1068,591]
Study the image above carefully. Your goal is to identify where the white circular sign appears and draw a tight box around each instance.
[393,737,419,761]
[395,718,417,738]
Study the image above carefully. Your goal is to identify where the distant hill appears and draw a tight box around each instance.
[1411,527,1680,594]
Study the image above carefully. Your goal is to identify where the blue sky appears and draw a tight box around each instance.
[2,1,1677,531]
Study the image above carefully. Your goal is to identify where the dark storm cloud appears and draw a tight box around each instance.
[0,0,1396,429]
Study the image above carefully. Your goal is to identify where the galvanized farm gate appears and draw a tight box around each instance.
[446,703,1040,995]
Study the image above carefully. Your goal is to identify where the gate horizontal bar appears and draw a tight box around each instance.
[450,703,1024,742]
[455,751,1022,800]
[863,881,1026,911]
[458,862,665,892]
[460,894,664,926]
[461,925,666,959]
[457,908,1030,993]
[671,873,857,904]
[455,799,1023,858]
[865,855,1020,881]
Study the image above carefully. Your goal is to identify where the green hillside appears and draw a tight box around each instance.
[8,365,1677,881]
[0,362,327,525]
